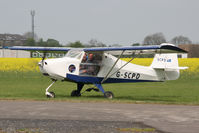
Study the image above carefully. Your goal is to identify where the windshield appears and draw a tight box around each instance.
[65,50,83,58]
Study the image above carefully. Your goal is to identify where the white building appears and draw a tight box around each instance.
[0,49,30,58]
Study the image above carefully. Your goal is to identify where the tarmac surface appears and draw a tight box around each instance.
[0,101,199,133]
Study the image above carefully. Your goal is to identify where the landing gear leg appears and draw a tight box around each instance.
[94,84,114,99]
[45,80,56,98]
[71,83,84,97]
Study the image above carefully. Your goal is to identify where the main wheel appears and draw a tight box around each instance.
[71,90,81,97]
[104,91,114,99]
[46,91,55,98]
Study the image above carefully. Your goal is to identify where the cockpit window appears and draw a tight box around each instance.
[65,50,82,58]
[79,52,103,76]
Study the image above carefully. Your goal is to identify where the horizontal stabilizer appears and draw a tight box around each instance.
[153,66,188,70]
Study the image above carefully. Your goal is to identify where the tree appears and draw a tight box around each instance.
[23,32,39,41]
[35,38,61,47]
[171,35,192,45]
[46,39,61,47]
[143,32,166,45]
[37,38,46,46]
[132,43,140,46]
[67,41,85,48]
[87,39,106,47]
[24,38,36,46]
[110,44,122,47]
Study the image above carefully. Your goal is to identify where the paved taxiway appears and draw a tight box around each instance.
[0,101,199,133]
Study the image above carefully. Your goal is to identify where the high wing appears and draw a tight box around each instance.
[4,43,187,54]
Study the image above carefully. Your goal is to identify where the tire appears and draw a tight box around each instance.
[71,90,81,97]
[47,91,55,98]
[104,91,114,99]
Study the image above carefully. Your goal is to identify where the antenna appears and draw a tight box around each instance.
[30,10,35,40]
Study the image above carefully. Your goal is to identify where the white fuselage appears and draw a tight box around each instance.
[39,51,180,83]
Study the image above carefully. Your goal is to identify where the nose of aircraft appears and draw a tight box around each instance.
[38,60,49,76]
[38,58,68,80]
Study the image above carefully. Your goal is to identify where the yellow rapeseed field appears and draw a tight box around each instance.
[0,58,198,73]
[0,58,41,72]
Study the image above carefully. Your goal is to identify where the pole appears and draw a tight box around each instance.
[30,10,35,40]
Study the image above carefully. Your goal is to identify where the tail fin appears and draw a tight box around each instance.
[151,53,177,69]
[151,53,187,80]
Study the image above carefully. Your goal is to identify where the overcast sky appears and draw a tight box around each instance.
[0,0,198,45]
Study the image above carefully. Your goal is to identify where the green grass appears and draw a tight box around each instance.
[0,71,199,105]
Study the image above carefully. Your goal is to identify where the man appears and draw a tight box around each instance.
[80,53,96,75]
[82,53,87,63]
[86,53,94,63]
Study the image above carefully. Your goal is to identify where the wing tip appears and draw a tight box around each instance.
[160,43,188,53]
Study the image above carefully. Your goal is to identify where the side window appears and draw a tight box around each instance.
[68,64,76,73]
[79,53,103,76]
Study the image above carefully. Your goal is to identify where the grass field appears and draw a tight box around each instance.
[0,58,198,104]
[0,71,199,105]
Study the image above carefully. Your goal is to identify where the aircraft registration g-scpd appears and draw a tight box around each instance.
[5,43,188,99]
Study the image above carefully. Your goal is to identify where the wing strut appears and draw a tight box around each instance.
[101,50,125,83]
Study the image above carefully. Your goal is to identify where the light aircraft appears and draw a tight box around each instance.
[5,43,187,99]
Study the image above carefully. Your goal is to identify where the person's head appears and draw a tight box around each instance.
[83,53,87,61]
[88,53,94,60]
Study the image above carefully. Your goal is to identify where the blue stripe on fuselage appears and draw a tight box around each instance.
[66,74,157,84]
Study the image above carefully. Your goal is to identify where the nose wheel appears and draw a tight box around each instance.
[46,91,55,98]
[45,80,56,98]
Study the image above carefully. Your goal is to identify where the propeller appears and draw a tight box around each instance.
[38,52,47,68]
[41,52,47,67]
